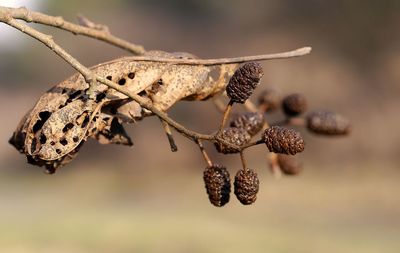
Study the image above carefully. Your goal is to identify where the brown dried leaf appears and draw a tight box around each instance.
[10,50,240,170]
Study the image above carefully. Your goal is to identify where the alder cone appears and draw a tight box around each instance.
[230,112,264,136]
[226,62,264,103]
[306,110,351,135]
[277,154,302,175]
[258,88,281,112]
[234,168,259,205]
[214,127,251,154]
[203,164,231,207]
[263,126,305,155]
[282,93,307,116]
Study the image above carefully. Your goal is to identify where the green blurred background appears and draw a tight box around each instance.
[1,0,399,252]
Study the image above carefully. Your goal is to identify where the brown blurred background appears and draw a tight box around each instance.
[1,0,399,252]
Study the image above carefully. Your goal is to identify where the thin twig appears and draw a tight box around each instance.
[159,117,178,152]
[219,100,233,131]
[0,6,145,55]
[114,47,312,66]
[77,14,110,33]
[240,151,247,170]
[241,139,264,150]
[196,139,212,167]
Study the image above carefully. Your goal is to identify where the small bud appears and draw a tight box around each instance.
[282,93,307,116]
[258,88,282,112]
[263,126,305,155]
[234,168,259,205]
[214,127,251,154]
[230,112,264,136]
[277,154,302,175]
[306,110,351,135]
[226,62,264,103]
[203,164,231,207]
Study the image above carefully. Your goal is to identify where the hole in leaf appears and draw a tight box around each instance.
[95,92,106,103]
[91,127,97,133]
[60,138,68,146]
[61,89,67,94]
[128,72,135,79]
[62,123,74,133]
[106,75,112,81]
[73,136,79,143]
[50,141,56,146]
[150,79,163,94]
[39,111,51,121]
[32,120,43,133]
[55,149,62,154]
[32,111,52,133]
[138,90,147,97]
[81,115,90,128]
[69,90,82,100]
[39,134,47,144]
[118,78,126,85]
[31,138,37,153]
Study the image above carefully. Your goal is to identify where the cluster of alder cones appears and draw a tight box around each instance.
[203,62,351,207]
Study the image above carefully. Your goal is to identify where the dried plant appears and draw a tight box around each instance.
[1,6,351,206]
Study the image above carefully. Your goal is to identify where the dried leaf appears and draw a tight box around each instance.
[10,50,239,170]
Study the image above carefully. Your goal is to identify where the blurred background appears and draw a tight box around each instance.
[1,0,399,252]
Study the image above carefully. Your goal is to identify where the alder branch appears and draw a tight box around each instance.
[0,6,145,55]
[0,6,311,153]
[0,9,237,148]
[2,7,354,207]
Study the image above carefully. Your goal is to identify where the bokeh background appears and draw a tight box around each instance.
[1,0,399,252]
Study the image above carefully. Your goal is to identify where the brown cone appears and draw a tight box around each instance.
[306,110,351,135]
[263,126,305,155]
[230,112,264,136]
[277,154,302,175]
[226,62,264,103]
[258,88,282,112]
[282,93,307,116]
[214,127,251,154]
[234,168,259,205]
[203,164,231,207]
